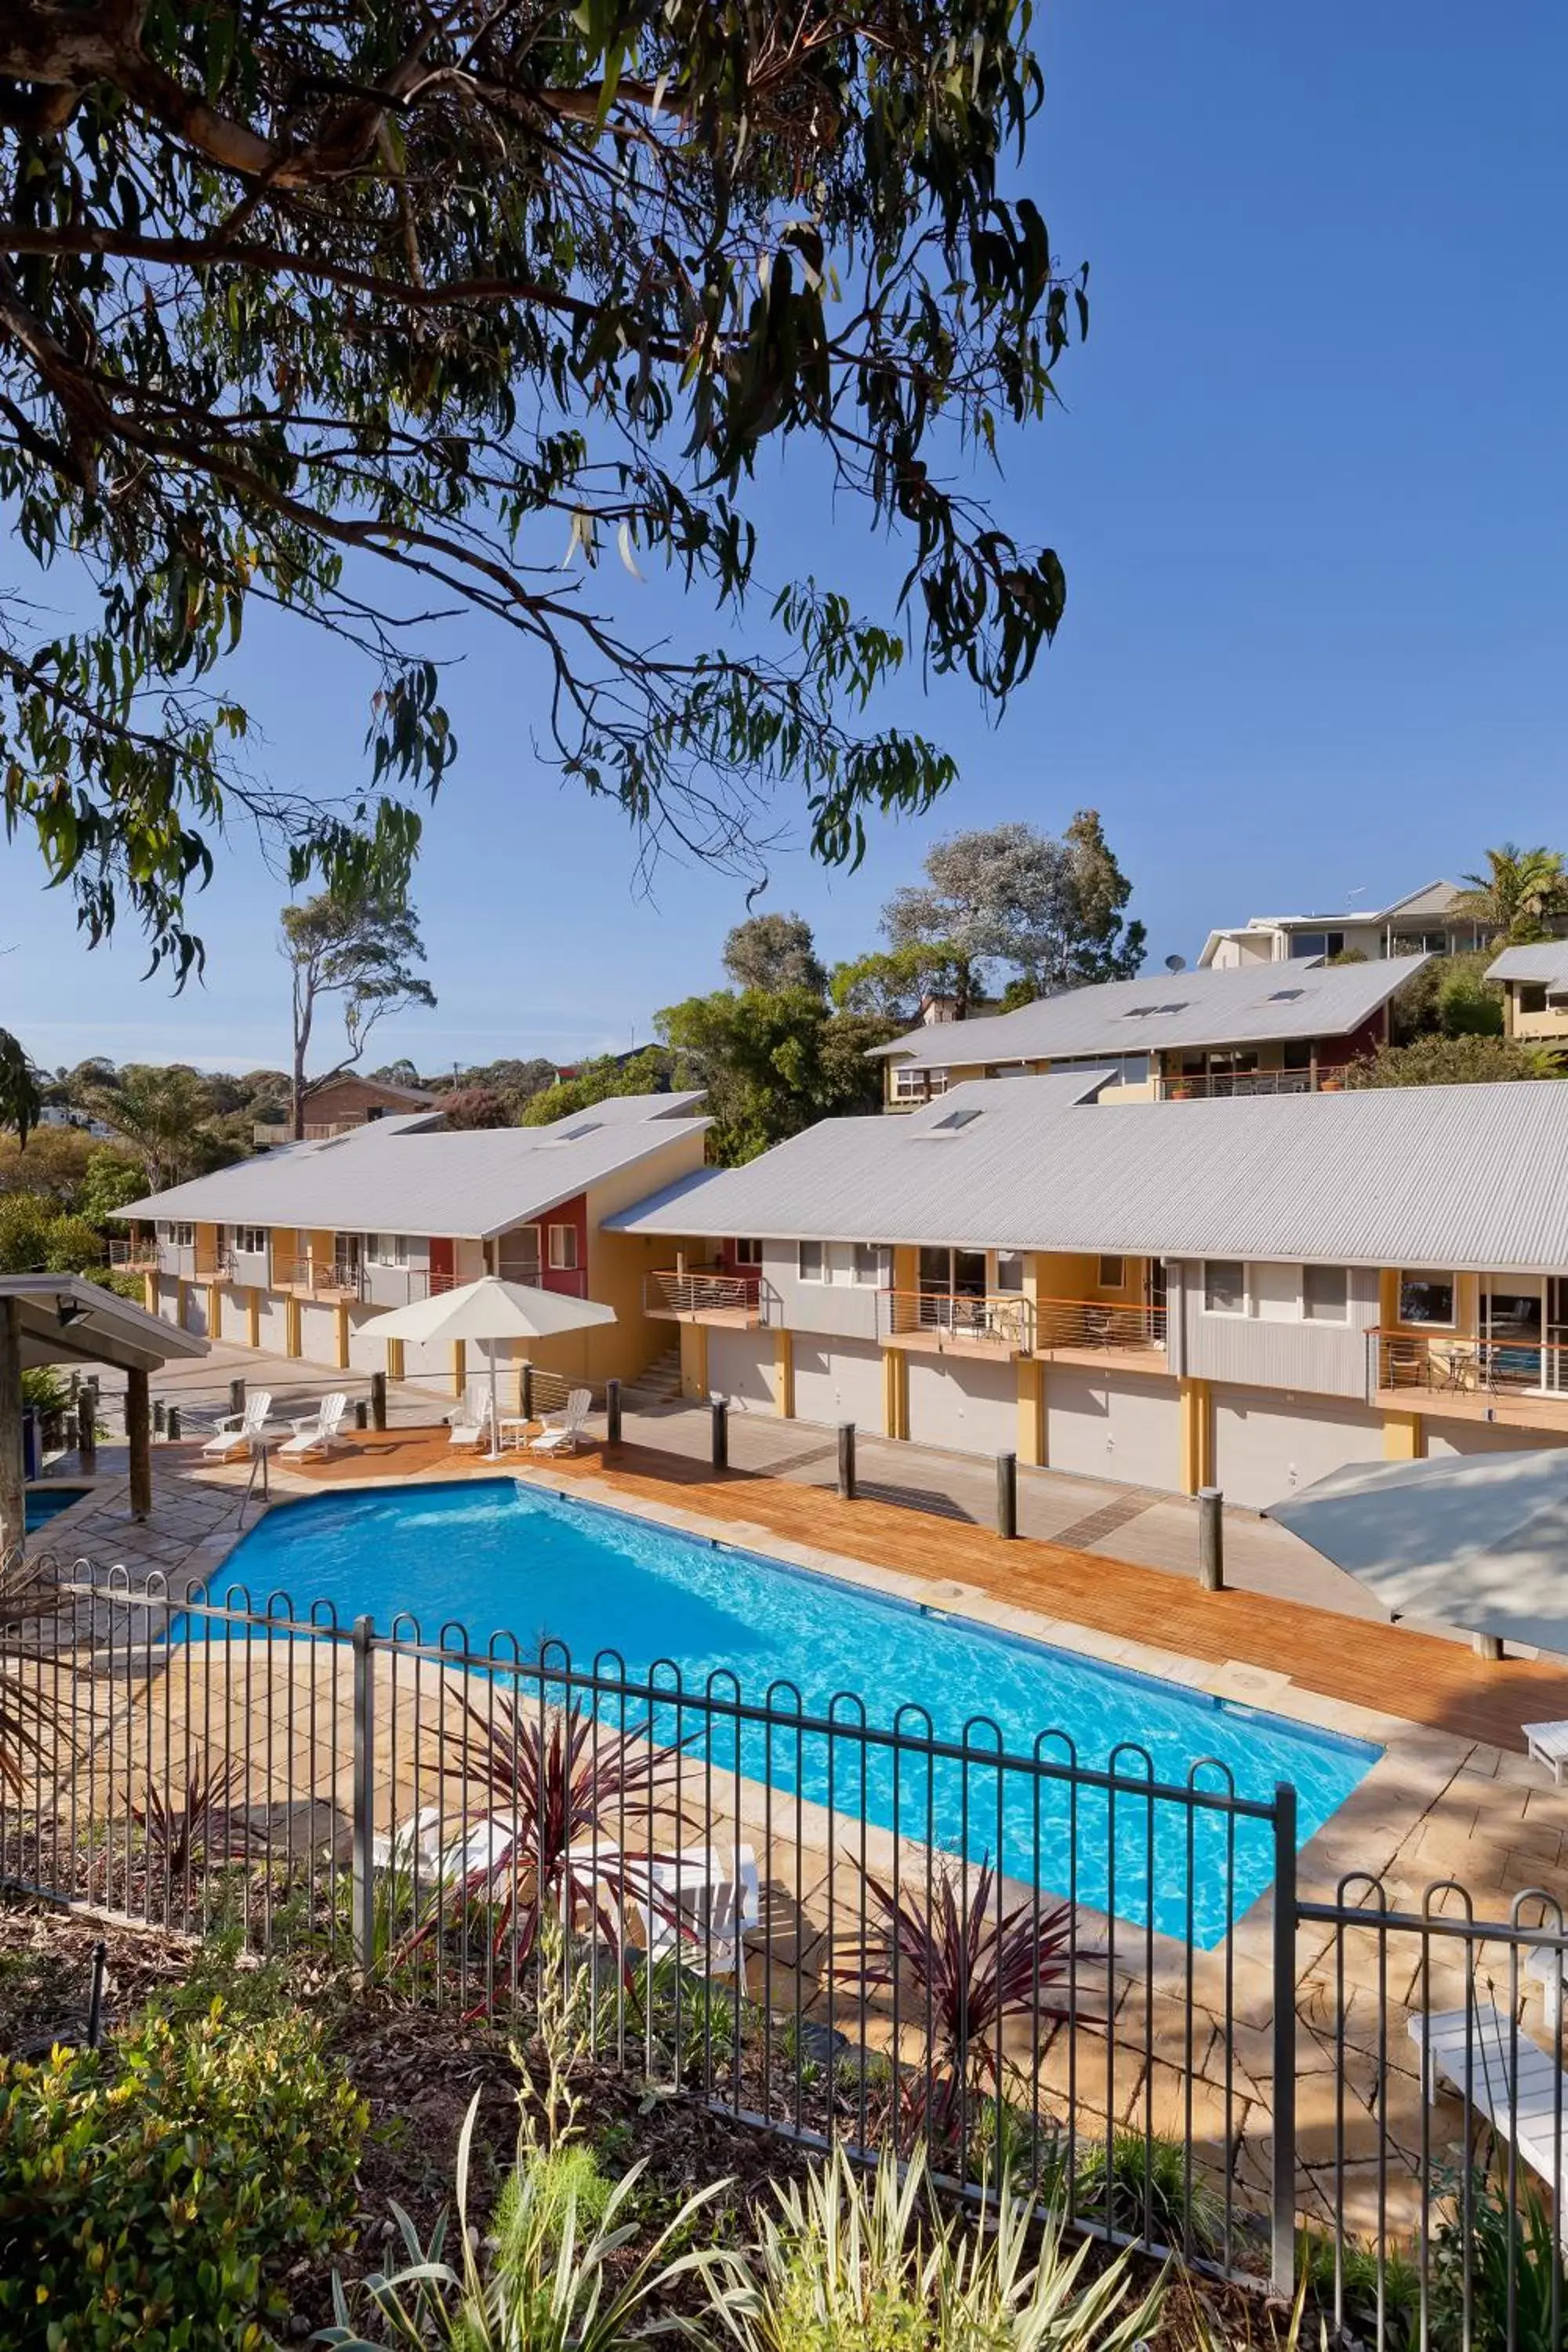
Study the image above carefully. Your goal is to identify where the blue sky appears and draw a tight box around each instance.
[8,1,1566,1077]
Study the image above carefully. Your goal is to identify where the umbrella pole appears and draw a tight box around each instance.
[487,1337,503,1461]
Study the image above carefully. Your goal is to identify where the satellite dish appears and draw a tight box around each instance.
[1164,953,1187,974]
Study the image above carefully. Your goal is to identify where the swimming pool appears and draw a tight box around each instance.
[219,1479,1379,1946]
[25,1485,89,1533]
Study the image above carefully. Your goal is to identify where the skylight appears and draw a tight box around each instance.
[1267,988,1306,1002]
[919,1106,984,1135]
[1122,1002,1188,1019]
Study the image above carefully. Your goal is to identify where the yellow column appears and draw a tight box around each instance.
[208,1281,222,1340]
[175,1279,187,1330]
[1383,1410,1425,1461]
[387,1338,405,1384]
[143,1272,158,1318]
[881,1345,909,1439]
[1178,1377,1211,1495]
[336,1301,351,1370]
[285,1295,302,1358]
[1016,1358,1044,1466]
[452,1339,467,1398]
[247,1287,260,1348]
[772,1329,794,1418]
[678,1323,708,1400]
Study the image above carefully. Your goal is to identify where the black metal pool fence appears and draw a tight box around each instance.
[5,1566,1568,2350]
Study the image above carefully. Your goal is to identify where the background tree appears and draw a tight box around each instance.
[1455,845,1568,944]
[0,1031,41,1146]
[281,889,436,1138]
[829,942,964,1024]
[1389,950,1505,1045]
[519,1050,677,1129]
[656,987,891,1163]
[87,1065,223,1190]
[0,0,1084,976]
[721,914,827,997]
[441,1087,513,1131]
[368,1060,426,1093]
[1345,1034,1560,1089]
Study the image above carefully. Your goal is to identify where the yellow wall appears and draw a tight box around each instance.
[581,1128,713,1388]
[1016,1359,1044,1464]
[1178,1377,1212,1493]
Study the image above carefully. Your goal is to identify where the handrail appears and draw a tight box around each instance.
[1160,1069,1327,1101]
[877,1288,1035,1351]
[1034,1297,1167,1353]
[1370,1326,1568,1398]
[644,1269,765,1323]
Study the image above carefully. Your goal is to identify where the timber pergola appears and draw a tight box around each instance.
[0,1275,209,1550]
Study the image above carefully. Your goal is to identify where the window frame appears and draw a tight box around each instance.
[732,1237,763,1267]
[546,1221,579,1272]
[1519,983,1548,1015]
[1203,1259,1247,1316]
[1398,1269,1456,1328]
[1302,1263,1349,1323]
[232,1225,269,1258]
[851,1243,885,1288]
[1097,1254,1127,1291]
[797,1240,826,1283]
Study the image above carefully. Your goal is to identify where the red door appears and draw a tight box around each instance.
[428,1237,455,1295]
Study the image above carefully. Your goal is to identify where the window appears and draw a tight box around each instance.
[1097,1254,1126,1290]
[1303,1264,1348,1322]
[1283,1040,1313,1071]
[547,1223,579,1271]
[157,1221,194,1248]
[1399,1271,1454,1326]
[370,1233,411,1267]
[852,1243,885,1287]
[994,1251,1025,1294]
[891,1065,927,1100]
[1290,931,1345,960]
[798,1240,826,1283]
[1519,984,1548,1014]
[232,1225,268,1257]
[733,1238,763,1266]
[1203,1260,1246,1315]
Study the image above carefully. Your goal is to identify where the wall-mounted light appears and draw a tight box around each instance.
[55,1295,87,1330]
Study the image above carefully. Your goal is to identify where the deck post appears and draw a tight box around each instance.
[165,1405,182,1443]
[369,1371,387,1430]
[76,1399,97,1474]
[352,1615,376,1978]
[995,1450,1018,1539]
[710,1396,728,1469]
[1198,1486,1225,1591]
[0,1297,22,1556]
[521,1363,534,1421]
[1270,1780,1299,2297]
[229,1377,246,1418]
[605,1378,622,1447]
[125,1369,152,1521]
[837,1421,856,1501]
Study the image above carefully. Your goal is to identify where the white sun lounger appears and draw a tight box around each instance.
[1523,1721,1568,1785]
[201,1392,274,1459]
[631,1842,760,1976]
[448,1383,496,1450]
[528,1388,593,1455]
[278,1391,350,1457]
[1410,2001,1568,2194]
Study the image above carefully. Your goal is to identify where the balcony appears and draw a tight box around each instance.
[1159,1070,1326,1102]
[107,1238,160,1274]
[1033,1296,1169,1374]
[878,1289,1034,1357]
[1370,1329,1568,1436]
[644,1269,768,1327]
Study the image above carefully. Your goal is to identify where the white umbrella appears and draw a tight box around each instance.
[363,1276,615,1461]
[1266,1449,1568,1653]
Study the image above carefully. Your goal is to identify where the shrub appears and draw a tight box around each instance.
[1430,2169,1567,2352]
[0,1997,366,2348]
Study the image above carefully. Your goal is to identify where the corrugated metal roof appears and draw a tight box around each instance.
[1486,946,1568,986]
[869,955,1427,1070]
[605,1074,1568,1273]
[122,1095,710,1240]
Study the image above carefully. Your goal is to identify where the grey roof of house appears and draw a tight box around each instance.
[122,1094,710,1240]
[868,954,1428,1072]
[605,1072,1568,1273]
[304,1073,436,1105]
[1486,946,1568,988]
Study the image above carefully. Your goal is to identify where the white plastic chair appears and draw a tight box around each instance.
[528,1388,593,1454]
[633,1843,760,1976]
[201,1391,274,1459]
[448,1382,495,1449]
[278,1391,350,1457]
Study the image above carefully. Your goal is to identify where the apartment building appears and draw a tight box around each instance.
[607,1073,1568,1511]
[120,1093,710,1392]
[1488,945,1568,1048]
[869,955,1424,1111]
[1196,880,1489,969]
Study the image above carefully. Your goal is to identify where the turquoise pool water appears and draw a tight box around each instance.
[218,1479,1379,1946]
[25,1485,88,1532]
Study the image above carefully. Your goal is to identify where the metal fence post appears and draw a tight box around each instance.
[837,1421,856,1501]
[996,1450,1018,1539]
[605,1377,622,1446]
[710,1396,728,1469]
[1270,1779,1298,2298]
[369,1370,387,1430]
[165,1404,181,1443]
[1198,1486,1225,1591]
[352,1615,376,1978]
[521,1363,534,1421]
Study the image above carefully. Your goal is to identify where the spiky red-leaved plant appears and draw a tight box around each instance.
[132,1751,267,1876]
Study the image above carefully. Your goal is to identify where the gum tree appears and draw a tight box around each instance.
[0,0,1084,974]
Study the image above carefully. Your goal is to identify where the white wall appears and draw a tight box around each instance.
[906,1356,1016,1456]
[761,1241,884,1341]
[1210,1389,1384,1510]
[708,1329,778,1411]
[791,1337,884,1429]
[1045,1370,1179,1488]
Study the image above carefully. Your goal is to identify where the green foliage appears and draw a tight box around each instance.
[0,0,1082,972]
[88,1064,228,1190]
[0,1998,365,2349]
[1297,2225,1420,2352]
[0,1192,104,1275]
[283,887,436,1134]
[829,942,964,1023]
[1390,947,1504,1044]
[1345,1033,1560,1088]
[1072,2129,1225,2260]
[1428,2170,1568,2352]
[1455,844,1568,943]
[656,986,892,1161]
[710,2140,1167,2352]
[0,1031,42,1145]
[321,2089,729,2351]
[20,1366,71,1417]
[76,1145,154,1225]
[722,913,828,997]
[440,1085,513,1130]
[520,1049,678,1127]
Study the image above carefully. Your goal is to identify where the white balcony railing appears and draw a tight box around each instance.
[878,1289,1035,1352]
[1034,1298,1167,1355]
[644,1269,766,1324]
